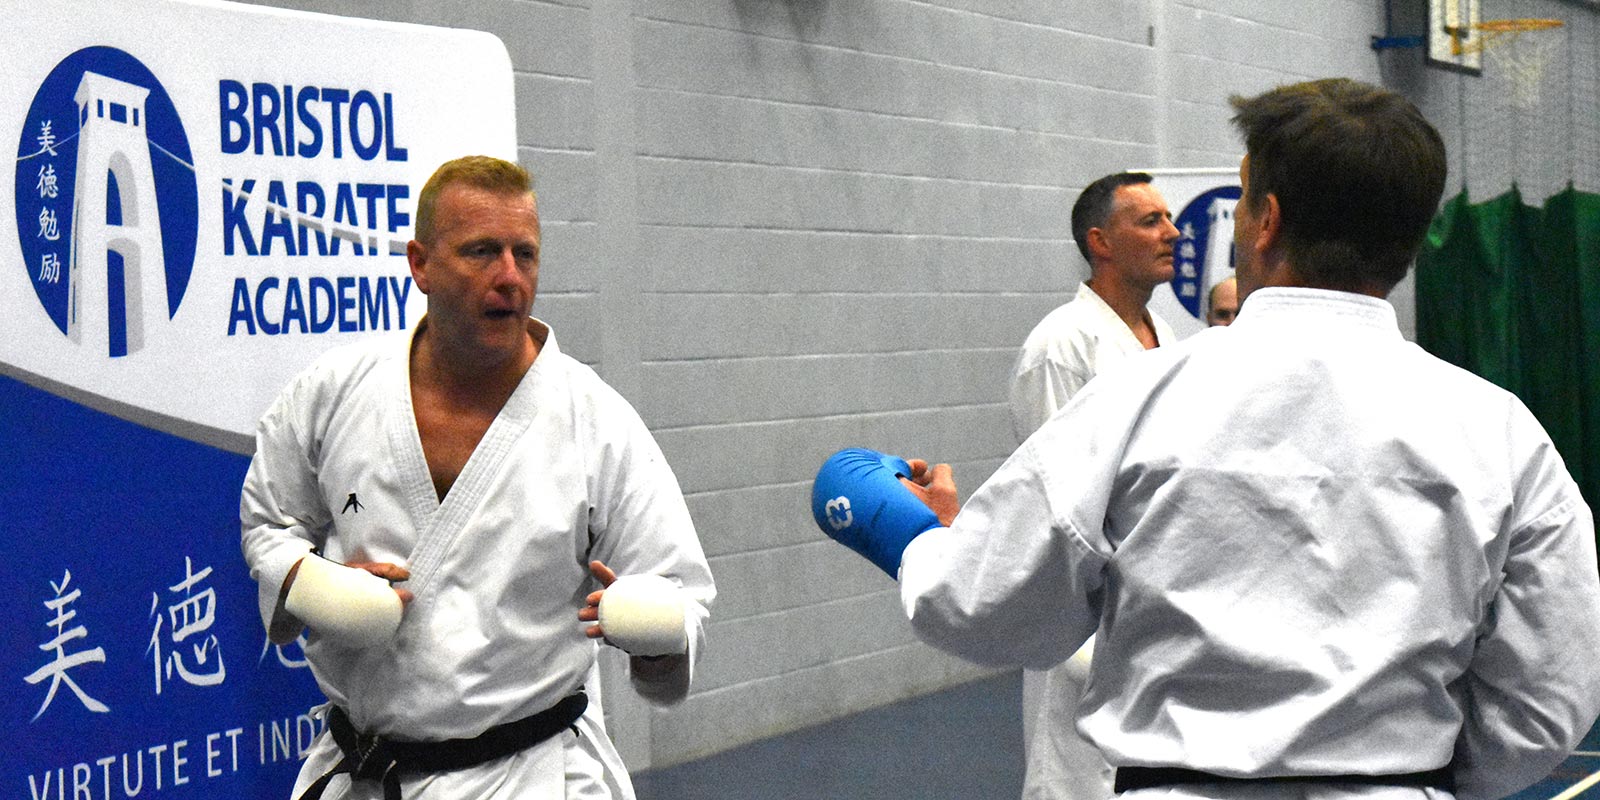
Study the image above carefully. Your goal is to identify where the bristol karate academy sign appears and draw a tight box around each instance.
[0,2,514,797]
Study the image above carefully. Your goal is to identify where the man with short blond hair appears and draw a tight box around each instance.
[412,154,532,242]
[242,155,714,799]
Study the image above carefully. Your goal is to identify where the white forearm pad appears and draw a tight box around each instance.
[598,575,688,657]
[283,556,403,648]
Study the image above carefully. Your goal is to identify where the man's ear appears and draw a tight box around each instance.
[1255,193,1282,257]
[1242,193,1283,264]
[406,240,431,294]
[1084,227,1111,262]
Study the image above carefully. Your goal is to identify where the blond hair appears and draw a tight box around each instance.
[414,155,535,243]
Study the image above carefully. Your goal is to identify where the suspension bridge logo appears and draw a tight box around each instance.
[1168,185,1241,320]
[14,46,198,358]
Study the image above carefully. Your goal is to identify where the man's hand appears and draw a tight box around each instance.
[903,459,959,527]
[578,560,616,640]
[345,561,415,604]
[580,561,689,665]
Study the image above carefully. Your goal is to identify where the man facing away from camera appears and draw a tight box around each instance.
[884,78,1600,800]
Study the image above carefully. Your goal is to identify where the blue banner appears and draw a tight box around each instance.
[0,1,516,796]
[2,372,320,797]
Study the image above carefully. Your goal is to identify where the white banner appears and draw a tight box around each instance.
[1143,167,1242,340]
[1,0,516,452]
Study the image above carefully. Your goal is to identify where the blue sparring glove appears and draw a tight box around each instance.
[811,448,943,578]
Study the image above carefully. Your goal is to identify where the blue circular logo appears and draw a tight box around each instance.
[1169,185,1242,320]
[14,46,197,357]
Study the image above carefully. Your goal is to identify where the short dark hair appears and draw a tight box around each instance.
[1229,78,1446,291]
[1071,172,1154,265]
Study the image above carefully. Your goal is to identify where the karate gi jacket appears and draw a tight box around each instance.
[907,288,1600,800]
[1010,280,1175,800]
[1009,281,1176,443]
[241,318,714,798]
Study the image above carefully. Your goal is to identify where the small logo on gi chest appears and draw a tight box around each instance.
[341,493,363,514]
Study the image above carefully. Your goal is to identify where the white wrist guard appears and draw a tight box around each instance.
[598,574,688,657]
[284,556,403,648]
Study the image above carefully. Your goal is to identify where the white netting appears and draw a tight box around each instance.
[1433,5,1595,200]
[1479,22,1564,109]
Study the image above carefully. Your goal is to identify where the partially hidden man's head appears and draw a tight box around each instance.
[1230,78,1446,295]
[1207,275,1238,326]
[414,155,537,245]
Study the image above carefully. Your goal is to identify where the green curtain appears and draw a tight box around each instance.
[1416,185,1600,553]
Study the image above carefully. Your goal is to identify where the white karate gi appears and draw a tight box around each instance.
[1009,281,1176,442]
[908,288,1600,800]
[241,318,714,799]
[1009,281,1174,800]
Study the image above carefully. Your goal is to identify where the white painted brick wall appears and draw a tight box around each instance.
[240,0,1527,772]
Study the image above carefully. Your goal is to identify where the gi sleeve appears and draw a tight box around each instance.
[1451,410,1600,800]
[585,392,714,706]
[900,416,1114,670]
[239,373,330,641]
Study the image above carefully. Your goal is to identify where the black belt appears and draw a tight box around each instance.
[1115,766,1455,794]
[297,692,588,800]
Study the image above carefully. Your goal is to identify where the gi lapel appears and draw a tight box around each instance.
[389,338,441,564]
[401,339,551,600]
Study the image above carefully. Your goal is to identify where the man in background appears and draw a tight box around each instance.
[1010,171,1180,441]
[1207,274,1238,326]
[1008,171,1180,800]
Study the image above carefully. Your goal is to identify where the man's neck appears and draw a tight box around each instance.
[1086,276,1160,348]
[410,321,538,414]
[1251,259,1393,301]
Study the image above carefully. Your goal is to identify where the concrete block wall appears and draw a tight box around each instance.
[244,0,1410,771]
